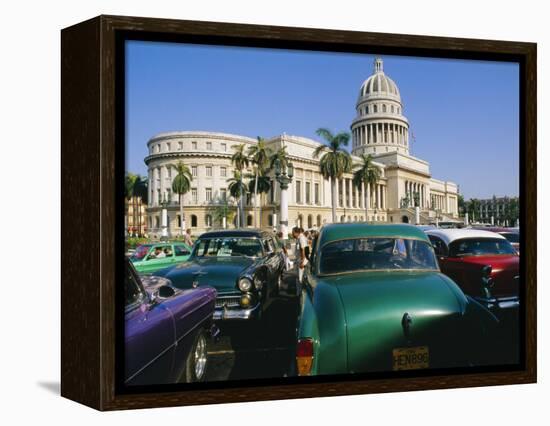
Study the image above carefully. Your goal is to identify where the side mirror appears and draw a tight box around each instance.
[153,285,176,301]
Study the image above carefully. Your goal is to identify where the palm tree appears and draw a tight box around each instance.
[247,137,271,227]
[125,173,148,235]
[231,144,250,227]
[227,170,249,227]
[352,154,381,222]
[211,199,236,229]
[171,161,193,236]
[313,128,352,223]
[246,172,272,227]
[269,145,290,171]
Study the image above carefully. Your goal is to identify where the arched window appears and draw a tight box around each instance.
[354,216,358,222]
[298,215,303,228]
[383,104,387,112]
[268,214,273,226]
[348,216,351,222]
[401,215,409,224]
[307,214,313,229]
[365,106,369,114]
[340,215,345,223]
[391,105,395,113]
[360,216,364,221]
[247,215,253,227]
[373,104,378,113]
[316,215,322,227]
[191,215,197,228]
[205,214,212,228]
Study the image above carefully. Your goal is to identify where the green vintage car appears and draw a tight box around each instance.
[295,223,500,376]
[129,242,192,274]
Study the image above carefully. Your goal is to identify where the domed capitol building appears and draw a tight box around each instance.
[144,58,459,236]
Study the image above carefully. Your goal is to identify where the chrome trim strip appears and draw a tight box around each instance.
[213,302,260,320]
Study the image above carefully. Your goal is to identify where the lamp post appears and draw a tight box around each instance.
[160,193,169,240]
[274,158,294,240]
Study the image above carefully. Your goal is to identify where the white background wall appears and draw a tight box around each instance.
[0,0,546,423]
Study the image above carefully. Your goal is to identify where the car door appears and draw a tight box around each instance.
[124,263,177,385]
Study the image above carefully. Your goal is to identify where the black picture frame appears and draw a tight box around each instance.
[61,15,536,411]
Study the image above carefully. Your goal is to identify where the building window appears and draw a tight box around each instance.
[340,215,345,223]
[268,214,273,226]
[365,106,369,114]
[391,105,395,113]
[296,180,302,203]
[191,166,198,177]
[220,167,227,177]
[316,215,322,227]
[247,215,253,227]
[305,182,311,204]
[205,188,212,202]
[191,215,197,227]
[206,166,212,177]
[166,142,171,151]
[156,144,161,153]
[221,143,227,152]
[314,183,320,205]
[220,188,227,201]
[206,141,212,150]
[307,215,313,229]
[373,105,378,113]
[383,104,387,113]
[205,214,212,227]
[191,188,198,204]
[192,141,197,150]
[178,141,183,150]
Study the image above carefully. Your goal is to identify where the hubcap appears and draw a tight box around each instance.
[194,334,207,380]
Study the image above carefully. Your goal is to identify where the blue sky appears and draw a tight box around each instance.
[126,41,519,199]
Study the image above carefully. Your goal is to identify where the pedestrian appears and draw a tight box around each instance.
[277,231,291,271]
[292,226,309,288]
[183,228,193,247]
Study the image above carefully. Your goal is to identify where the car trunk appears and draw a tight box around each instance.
[334,271,469,373]
[460,255,519,298]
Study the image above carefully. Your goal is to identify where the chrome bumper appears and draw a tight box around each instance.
[475,296,520,310]
[212,302,261,320]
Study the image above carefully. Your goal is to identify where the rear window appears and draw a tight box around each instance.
[500,232,519,244]
[449,238,516,257]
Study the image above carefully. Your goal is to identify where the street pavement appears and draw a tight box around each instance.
[205,270,299,381]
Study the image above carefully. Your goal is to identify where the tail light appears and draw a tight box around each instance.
[296,338,314,376]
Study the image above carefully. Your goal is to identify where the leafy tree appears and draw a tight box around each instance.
[313,128,352,223]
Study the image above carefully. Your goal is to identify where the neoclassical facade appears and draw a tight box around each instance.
[144,58,459,236]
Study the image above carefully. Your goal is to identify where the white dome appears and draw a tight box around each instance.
[358,58,400,99]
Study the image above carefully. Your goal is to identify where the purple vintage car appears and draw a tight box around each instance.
[124,259,217,385]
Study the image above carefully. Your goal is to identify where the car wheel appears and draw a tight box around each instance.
[182,330,208,382]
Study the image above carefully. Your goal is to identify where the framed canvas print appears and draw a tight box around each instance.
[61,15,536,410]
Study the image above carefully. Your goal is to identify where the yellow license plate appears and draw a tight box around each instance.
[392,346,429,371]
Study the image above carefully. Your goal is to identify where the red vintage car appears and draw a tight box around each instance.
[425,229,519,306]
[425,228,520,363]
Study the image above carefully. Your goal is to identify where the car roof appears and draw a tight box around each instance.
[317,223,430,247]
[198,228,269,239]
[425,228,506,245]
[471,226,518,234]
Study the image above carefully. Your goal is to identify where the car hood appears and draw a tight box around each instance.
[154,256,254,294]
[323,270,469,372]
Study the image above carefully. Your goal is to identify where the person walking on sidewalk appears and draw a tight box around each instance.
[292,227,309,290]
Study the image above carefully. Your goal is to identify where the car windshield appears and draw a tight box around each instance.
[130,245,151,261]
[192,237,263,258]
[449,238,516,257]
[318,237,438,275]
[500,232,519,244]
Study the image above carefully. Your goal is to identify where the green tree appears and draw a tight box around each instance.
[352,154,381,221]
[171,162,193,236]
[468,198,481,222]
[227,170,249,227]
[231,144,250,227]
[269,145,290,171]
[211,199,237,229]
[247,137,271,227]
[313,128,352,223]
